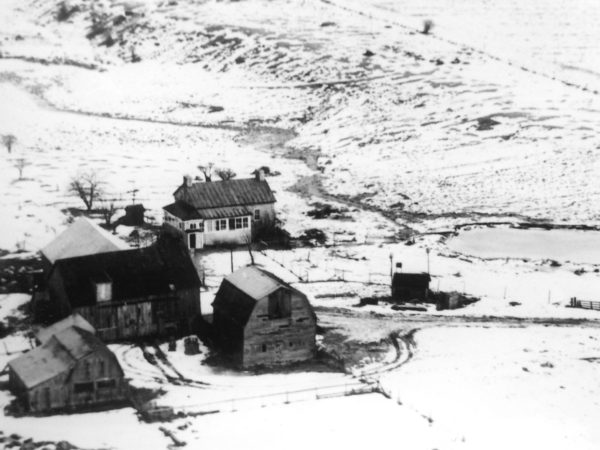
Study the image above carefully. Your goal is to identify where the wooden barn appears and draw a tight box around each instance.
[40,217,129,273]
[163,170,277,250]
[212,266,316,368]
[7,325,127,414]
[391,272,431,302]
[38,238,201,341]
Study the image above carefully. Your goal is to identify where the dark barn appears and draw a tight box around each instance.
[7,326,127,414]
[212,266,316,368]
[391,272,431,302]
[39,239,201,341]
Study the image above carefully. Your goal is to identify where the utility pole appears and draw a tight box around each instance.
[389,252,393,281]
[230,248,234,273]
[426,247,431,275]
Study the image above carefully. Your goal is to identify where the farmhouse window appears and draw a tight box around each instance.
[242,217,249,228]
[268,291,292,319]
[190,223,197,230]
[262,344,267,352]
[229,218,235,230]
[215,219,227,231]
[198,222,204,232]
[97,379,117,389]
[254,209,260,220]
[235,217,243,229]
[74,382,94,393]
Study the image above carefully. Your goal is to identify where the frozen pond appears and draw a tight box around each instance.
[446,227,600,264]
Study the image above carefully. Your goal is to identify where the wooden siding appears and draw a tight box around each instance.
[11,347,127,413]
[242,288,316,368]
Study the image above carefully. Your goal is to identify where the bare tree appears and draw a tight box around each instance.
[69,172,104,211]
[13,158,29,180]
[216,168,237,181]
[2,134,17,154]
[422,19,434,35]
[99,201,117,227]
[198,162,214,182]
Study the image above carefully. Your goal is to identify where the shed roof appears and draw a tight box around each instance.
[174,178,275,210]
[41,217,129,264]
[50,238,201,308]
[8,327,107,389]
[392,272,431,288]
[36,314,96,345]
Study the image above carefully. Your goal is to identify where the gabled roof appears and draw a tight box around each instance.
[41,217,129,264]
[8,326,109,389]
[50,238,201,308]
[392,272,431,288]
[224,266,293,300]
[36,314,96,345]
[174,178,276,210]
[213,266,308,327]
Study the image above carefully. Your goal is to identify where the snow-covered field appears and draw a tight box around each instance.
[2,0,600,449]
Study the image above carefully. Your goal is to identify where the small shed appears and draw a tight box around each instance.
[391,272,431,302]
[212,266,316,368]
[7,326,127,414]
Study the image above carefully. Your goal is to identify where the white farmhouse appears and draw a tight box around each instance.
[163,171,276,249]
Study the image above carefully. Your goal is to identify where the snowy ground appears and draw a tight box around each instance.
[2,0,600,449]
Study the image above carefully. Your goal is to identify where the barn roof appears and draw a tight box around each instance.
[50,238,201,308]
[213,266,308,327]
[8,327,108,389]
[41,217,129,264]
[392,272,431,288]
[36,313,96,345]
[174,178,276,210]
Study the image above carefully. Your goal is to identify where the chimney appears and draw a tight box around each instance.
[255,169,265,181]
[183,175,193,187]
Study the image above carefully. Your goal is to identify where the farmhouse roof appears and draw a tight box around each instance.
[50,238,201,308]
[8,326,108,389]
[164,202,252,221]
[392,272,431,288]
[41,217,129,264]
[174,178,276,210]
[36,313,96,345]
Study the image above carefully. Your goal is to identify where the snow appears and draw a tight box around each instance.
[379,325,600,450]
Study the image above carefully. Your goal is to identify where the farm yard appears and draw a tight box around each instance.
[1,0,600,449]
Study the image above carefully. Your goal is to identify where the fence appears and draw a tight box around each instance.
[570,297,600,311]
[143,380,379,419]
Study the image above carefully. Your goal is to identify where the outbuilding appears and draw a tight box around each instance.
[212,266,316,368]
[7,325,127,414]
[391,272,431,302]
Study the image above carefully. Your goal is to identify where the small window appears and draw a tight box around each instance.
[190,223,197,230]
[74,382,94,393]
[215,219,227,231]
[198,222,204,232]
[242,217,249,228]
[99,360,106,377]
[261,344,267,352]
[96,282,112,302]
[97,379,117,389]
[235,217,243,229]
[254,209,260,220]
